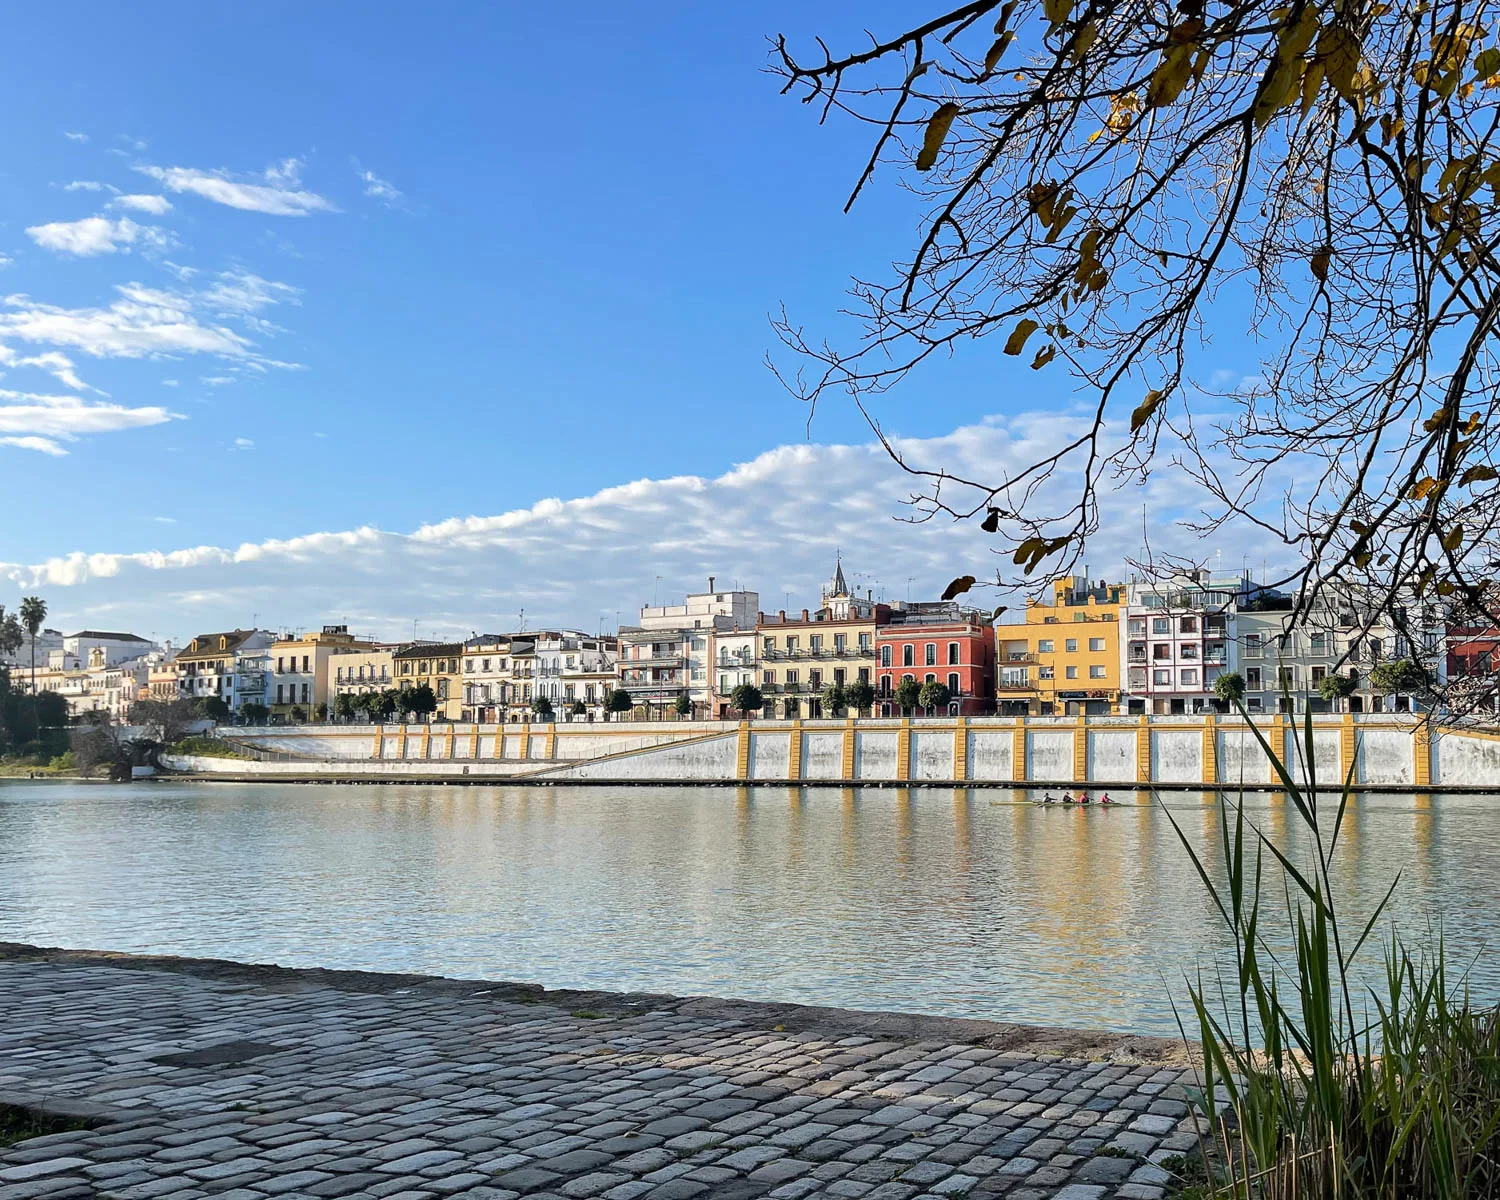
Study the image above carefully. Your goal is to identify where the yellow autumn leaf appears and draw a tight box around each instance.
[1442,524,1466,551]
[1031,344,1057,369]
[1131,389,1165,433]
[1004,318,1041,355]
[916,103,961,171]
[1310,247,1331,281]
[1409,476,1439,499]
[1460,464,1498,486]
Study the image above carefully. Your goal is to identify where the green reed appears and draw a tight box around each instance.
[1160,706,1500,1199]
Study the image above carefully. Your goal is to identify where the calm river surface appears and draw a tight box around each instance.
[0,781,1495,1036]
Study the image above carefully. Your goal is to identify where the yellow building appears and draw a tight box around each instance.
[996,576,1125,715]
[269,625,374,721]
[392,641,465,720]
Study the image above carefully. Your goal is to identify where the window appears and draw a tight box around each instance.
[834,634,846,652]
[1153,644,1171,661]
[903,645,914,667]
[1074,612,1087,622]
[1153,669,1170,685]
[833,668,845,686]
[1152,617,1170,635]
[1311,666,1327,685]
[858,632,871,651]
[1038,639,1055,653]
[880,645,892,667]
[1180,669,1198,686]
[947,672,959,693]
[276,684,284,704]
[786,636,798,652]
[276,656,284,672]
[925,643,937,666]
[947,642,959,664]
[1180,616,1198,634]
[763,637,774,653]
[925,673,936,683]
[1180,644,1198,660]
[1040,666,1055,679]
[786,670,799,685]
[1089,638,1105,652]
[1244,634,1262,659]
[810,635,822,653]
[1277,666,1294,689]
[858,667,869,683]
[1065,638,1078,652]
[1065,666,1078,679]
[763,670,775,685]
[1090,665,1107,679]
[302,655,310,672]
[1245,667,1262,689]
[809,670,822,688]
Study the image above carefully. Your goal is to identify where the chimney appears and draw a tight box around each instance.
[708,576,715,593]
[801,609,809,621]
[778,610,786,621]
[757,611,764,623]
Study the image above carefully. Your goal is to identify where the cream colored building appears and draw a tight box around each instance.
[269,625,375,720]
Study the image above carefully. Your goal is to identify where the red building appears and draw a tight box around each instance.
[875,606,995,716]
[1447,623,1500,713]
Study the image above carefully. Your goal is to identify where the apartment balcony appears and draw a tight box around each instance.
[996,680,1035,693]
[1001,652,1037,664]
[622,653,686,667]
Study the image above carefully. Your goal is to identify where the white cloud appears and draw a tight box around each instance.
[0,388,176,446]
[201,375,235,387]
[353,161,404,208]
[0,435,68,456]
[0,277,296,364]
[13,351,93,392]
[63,131,89,143]
[63,180,105,192]
[0,416,1273,641]
[0,255,11,269]
[201,268,301,314]
[25,216,169,257]
[161,379,180,387]
[152,516,177,524]
[112,194,173,215]
[234,436,254,450]
[138,157,337,216]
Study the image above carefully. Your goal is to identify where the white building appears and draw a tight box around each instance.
[1122,572,1247,714]
[709,628,758,718]
[174,629,275,715]
[635,577,759,715]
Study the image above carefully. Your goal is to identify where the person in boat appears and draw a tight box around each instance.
[1099,792,1115,805]
[1079,791,1093,805]
[1061,792,1076,804]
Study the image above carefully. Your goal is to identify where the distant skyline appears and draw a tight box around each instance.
[0,2,1267,639]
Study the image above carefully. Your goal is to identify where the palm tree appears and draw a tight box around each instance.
[19,597,46,734]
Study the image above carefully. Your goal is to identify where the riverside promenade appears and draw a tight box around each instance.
[0,948,1196,1200]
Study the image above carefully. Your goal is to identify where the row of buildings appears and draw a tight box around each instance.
[4,559,1484,724]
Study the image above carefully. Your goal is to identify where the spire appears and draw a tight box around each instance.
[831,551,849,598]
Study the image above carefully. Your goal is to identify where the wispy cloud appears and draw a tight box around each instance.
[0,435,68,456]
[62,180,106,192]
[3,350,94,392]
[0,274,299,364]
[233,436,254,450]
[138,157,337,216]
[63,131,89,144]
[353,160,405,209]
[25,216,169,257]
[111,193,173,215]
[0,387,177,454]
[200,269,300,314]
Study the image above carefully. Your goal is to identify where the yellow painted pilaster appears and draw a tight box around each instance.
[1012,723,1026,783]
[1340,712,1357,785]
[843,717,857,781]
[736,721,751,780]
[1137,716,1152,784]
[469,724,480,759]
[897,719,912,781]
[1414,721,1432,787]
[372,725,384,759]
[419,727,431,760]
[788,719,803,781]
[395,725,408,759]
[953,717,968,782]
[1202,714,1217,786]
[1073,716,1088,783]
[1275,713,1290,784]
[545,725,557,760]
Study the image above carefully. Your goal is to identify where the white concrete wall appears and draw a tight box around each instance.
[1027,730,1072,781]
[748,733,790,781]
[1435,732,1500,786]
[967,731,1013,781]
[1218,728,1274,786]
[854,732,898,780]
[801,732,843,780]
[1359,728,1413,786]
[1281,727,1341,789]
[912,731,953,781]
[1153,730,1201,784]
[162,755,539,778]
[546,734,736,781]
[1087,731,1135,782]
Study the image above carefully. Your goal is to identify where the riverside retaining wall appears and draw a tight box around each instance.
[157,715,1500,790]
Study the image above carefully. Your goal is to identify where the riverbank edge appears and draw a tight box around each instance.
[148,766,1484,792]
[0,941,1191,1068]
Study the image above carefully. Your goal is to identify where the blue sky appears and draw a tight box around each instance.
[0,2,1260,639]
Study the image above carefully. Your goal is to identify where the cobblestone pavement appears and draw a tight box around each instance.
[0,951,1202,1200]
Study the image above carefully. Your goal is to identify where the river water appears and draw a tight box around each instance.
[0,781,1494,1036]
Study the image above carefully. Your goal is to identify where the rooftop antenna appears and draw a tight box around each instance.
[907,576,916,603]
[653,576,661,607]
[518,608,526,633]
